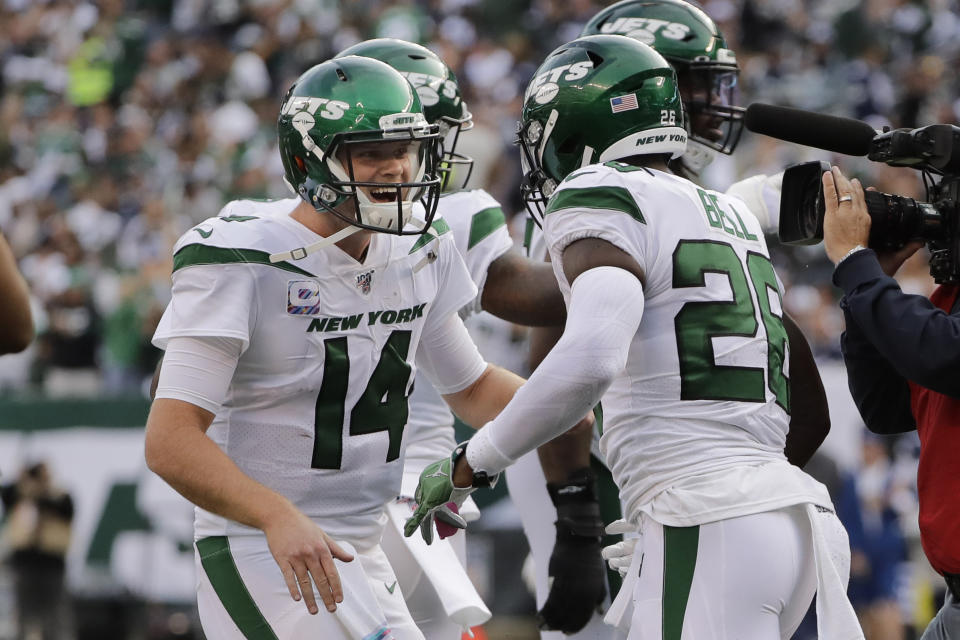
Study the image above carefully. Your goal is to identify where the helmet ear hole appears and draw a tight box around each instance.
[557,136,580,155]
[294,156,306,172]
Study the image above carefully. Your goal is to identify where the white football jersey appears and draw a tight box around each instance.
[542,162,809,525]
[401,189,513,494]
[153,200,478,541]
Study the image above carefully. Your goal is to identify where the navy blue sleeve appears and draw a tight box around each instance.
[834,249,960,405]
[840,306,916,434]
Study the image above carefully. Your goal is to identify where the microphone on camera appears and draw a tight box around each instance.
[744,104,878,157]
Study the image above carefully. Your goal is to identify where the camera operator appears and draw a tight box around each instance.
[823,165,960,638]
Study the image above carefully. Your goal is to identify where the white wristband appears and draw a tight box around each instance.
[837,244,867,266]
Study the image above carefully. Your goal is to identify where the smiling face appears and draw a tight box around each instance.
[337,139,420,204]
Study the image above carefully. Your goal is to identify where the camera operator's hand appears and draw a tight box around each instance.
[822,166,871,265]
[876,241,925,277]
[823,167,925,275]
[862,186,925,276]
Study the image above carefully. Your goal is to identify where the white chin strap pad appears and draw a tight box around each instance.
[681,140,717,174]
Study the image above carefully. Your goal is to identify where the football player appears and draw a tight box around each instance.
[407,35,863,639]
[332,38,570,640]
[145,56,545,640]
[513,2,829,636]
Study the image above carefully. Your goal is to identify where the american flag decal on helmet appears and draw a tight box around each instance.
[610,93,639,113]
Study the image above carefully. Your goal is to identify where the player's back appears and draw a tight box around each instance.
[542,163,792,521]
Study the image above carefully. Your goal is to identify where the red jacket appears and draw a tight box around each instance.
[908,284,960,575]
[836,250,960,575]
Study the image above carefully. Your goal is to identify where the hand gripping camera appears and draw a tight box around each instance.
[779,124,960,284]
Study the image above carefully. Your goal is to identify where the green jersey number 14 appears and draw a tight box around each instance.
[312,331,412,469]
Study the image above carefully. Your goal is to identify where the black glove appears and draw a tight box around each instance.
[536,468,607,634]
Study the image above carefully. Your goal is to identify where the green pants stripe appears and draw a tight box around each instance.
[662,525,699,640]
[196,536,279,640]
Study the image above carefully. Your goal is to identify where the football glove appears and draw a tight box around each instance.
[601,519,638,577]
[404,442,496,544]
[536,468,606,634]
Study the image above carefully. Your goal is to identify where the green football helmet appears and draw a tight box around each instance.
[277,55,442,239]
[519,35,686,223]
[335,39,474,189]
[582,0,745,170]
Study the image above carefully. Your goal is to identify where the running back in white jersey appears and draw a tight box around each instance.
[153,200,477,542]
[542,162,792,522]
[401,189,513,493]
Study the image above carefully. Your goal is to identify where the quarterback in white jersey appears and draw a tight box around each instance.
[146,57,534,640]
[408,36,864,640]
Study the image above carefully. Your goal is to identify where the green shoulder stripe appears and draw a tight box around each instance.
[173,244,314,277]
[468,206,507,250]
[409,218,451,254]
[545,186,645,223]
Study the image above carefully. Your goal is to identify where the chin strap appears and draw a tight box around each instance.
[408,217,443,273]
[269,224,362,263]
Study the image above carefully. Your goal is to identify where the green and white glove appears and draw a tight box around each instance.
[403,442,497,544]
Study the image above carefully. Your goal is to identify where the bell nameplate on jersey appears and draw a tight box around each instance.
[287,280,322,315]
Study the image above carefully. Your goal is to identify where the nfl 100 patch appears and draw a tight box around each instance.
[355,269,374,295]
[287,280,321,315]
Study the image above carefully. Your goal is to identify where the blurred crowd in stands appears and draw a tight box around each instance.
[1,0,958,636]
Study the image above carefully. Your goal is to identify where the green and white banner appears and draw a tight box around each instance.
[0,398,195,603]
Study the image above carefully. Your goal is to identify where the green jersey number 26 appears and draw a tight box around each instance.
[672,240,789,412]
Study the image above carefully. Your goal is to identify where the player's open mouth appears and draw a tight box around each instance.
[369,187,399,203]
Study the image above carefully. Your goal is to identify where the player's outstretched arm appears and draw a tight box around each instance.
[0,232,33,354]
[783,313,830,467]
[528,295,607,634]
[409,237,644,539]
[481,251,567,326]
[146,400,353,615]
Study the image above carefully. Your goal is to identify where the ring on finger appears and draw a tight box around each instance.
[838,195,853,203]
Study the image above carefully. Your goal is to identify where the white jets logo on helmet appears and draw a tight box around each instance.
[399,72,458,107]
[600,17,692,43]
[280,96,351,122]
[526,60,595,105]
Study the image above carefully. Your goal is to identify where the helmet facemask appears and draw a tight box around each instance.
[437,112,475,191]
[300,115,443,236]
[517,115,559,228]
[675,59,745,157]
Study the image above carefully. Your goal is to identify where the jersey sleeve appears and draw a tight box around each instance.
[152,261,257,352]
[444,190,514,316]
[421,231,479,338]
[542,167,649,278]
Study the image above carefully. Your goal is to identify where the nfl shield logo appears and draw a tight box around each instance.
[356,270,374,295]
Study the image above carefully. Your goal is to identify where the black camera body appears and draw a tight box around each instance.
[779,124,960,284]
